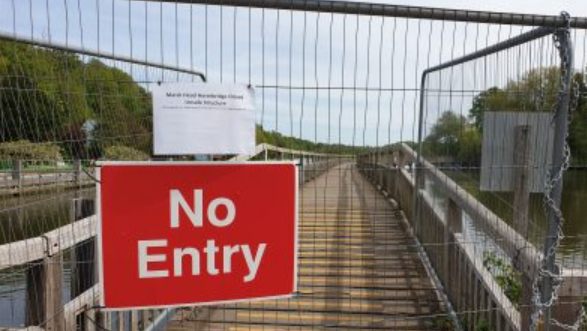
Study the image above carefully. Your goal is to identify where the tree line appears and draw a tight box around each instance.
[0,40,366,163]
[423,67,587,166]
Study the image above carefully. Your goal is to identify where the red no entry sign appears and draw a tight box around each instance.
[97,162,298,309]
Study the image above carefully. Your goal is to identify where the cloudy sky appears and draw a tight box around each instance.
[1,0,585,147]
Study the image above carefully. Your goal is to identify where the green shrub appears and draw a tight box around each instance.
[483,252,521,308]
[103,145,149,161]
[0,140,63,162]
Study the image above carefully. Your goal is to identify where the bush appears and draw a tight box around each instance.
[0,140,63,162]
[483,252,521,308]
[103,145,149,161]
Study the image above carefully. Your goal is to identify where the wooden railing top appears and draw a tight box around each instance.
[230,143,352,161]
[0,215,96,271]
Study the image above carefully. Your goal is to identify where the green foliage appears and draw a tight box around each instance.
[569,73,587,165]
[0,40,366,159]
[457,127,482,164]
[423,111,481,164]
[432,316,455,331]
[469,68,560,132]
[256,125,371,155]
[0,140,63,162]
[103,145,149,161]
[424,111,466,158]
[476,318,492,331]
[483,252,521,308]
[0,40,152,158]
[427,66,587,166]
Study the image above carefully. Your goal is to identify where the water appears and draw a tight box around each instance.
[426,169,587,267]
[0,188,94,327]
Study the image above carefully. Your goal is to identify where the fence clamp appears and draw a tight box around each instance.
[41,235,59,257]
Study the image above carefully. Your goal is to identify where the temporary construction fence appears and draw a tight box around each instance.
[1,1,587,331]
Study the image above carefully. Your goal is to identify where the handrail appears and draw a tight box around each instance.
[0,216,96,270]
[358,143,587,293]
[229,143,351,161]
[399,143,541,276]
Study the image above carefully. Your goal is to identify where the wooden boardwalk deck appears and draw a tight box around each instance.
[166,163,446,331]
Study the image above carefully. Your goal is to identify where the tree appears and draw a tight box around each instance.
[424,111,466,158]
[468,67,587,165]
[469,68,560,131]
[0,40,153,160]
[569,72,587,164]
[458,128,482,165]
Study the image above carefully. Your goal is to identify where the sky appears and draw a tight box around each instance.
[0,0,586,147]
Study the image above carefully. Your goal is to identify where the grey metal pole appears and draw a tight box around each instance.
[541,25,574,331]
[132,0,587,29]
[0,31,207,82]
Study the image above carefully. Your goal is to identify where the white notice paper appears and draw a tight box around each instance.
[153,83,255,155]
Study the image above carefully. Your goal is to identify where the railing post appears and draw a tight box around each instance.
[12,159,22,193]
[130,311,140,331]
[116,312,125,331]
[394,150,406,205]
[73,159,82,189]
[445,198,462,302]
[25,247,64,331]
[447,198,462,234]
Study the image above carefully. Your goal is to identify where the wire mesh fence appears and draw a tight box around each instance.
[1,0,587,331]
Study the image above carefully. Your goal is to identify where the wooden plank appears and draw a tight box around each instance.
[169,163,445,331]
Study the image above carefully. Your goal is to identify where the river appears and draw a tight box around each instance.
[425,169,587,267]
[0,188,94,327]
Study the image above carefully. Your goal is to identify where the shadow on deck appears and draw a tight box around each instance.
[166,163,446,331]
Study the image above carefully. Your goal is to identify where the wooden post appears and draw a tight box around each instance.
[45,252,64,331]
[25,256,64,330]
[513,125,531,236]
[444,198,462,295]
[130,311,140,331]
[94,310,106,331]
[12,159,22,193]
[116,312,125,331]
[513,125,533,331]
[447,198,463,234]
[73,159,82,189]
[142,310,152,329]
[25,262,45,326]
[395,151,406,203]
